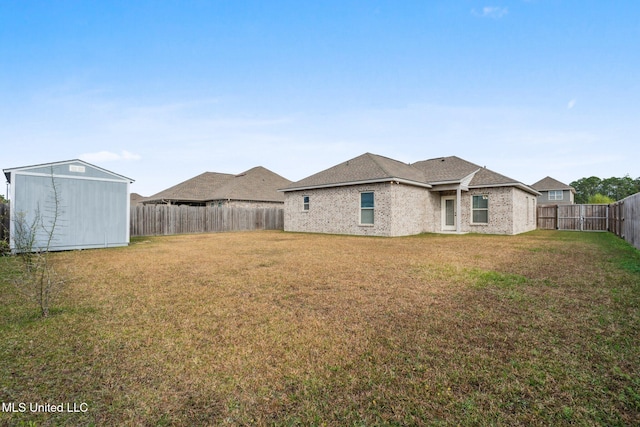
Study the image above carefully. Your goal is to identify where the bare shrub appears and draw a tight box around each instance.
[9,169,65,317]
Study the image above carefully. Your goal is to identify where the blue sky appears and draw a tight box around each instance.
[1,0,638,196]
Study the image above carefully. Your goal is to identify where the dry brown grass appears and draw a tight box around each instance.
[1,230,639,425]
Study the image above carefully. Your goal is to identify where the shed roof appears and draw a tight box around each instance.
[145,166,291,204]
[3,159,134,183]
[531,176,576,193]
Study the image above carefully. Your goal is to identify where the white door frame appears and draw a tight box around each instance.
[441,195,457,232]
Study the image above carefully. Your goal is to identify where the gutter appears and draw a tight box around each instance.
[468,182,541,196]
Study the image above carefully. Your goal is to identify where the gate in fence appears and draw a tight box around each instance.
[537,204,609,231]
[557,204,609,231]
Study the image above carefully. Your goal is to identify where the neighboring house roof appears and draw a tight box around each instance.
[282,153,539,195]
[145,166,291,204]
[130,193,147,205]
[282,153,430,191]
[531,176,576,193]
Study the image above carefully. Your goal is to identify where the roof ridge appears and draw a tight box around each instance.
[366,152,398,177]
[366,152,427,181]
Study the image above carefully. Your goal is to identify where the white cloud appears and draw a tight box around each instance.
[473,6,508,19]
[567,99,577,109]
[79,150,141,163]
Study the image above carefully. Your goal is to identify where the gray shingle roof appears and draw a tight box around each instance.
[282,153,539,195]
[282,153,429,191]
[412,156,482,183]
[145,167,291,204]
[213,166,292,202]
[531,176,575,192]
[130,193,147,205]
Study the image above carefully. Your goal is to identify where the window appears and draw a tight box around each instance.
[548,190,563,201]
[472,195,488,224]
[360,192,374,225]
[303,195,310,211]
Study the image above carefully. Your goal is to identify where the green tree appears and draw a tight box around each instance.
[571,175,640,203]
[587,193,615,204]
[600,175,638,201]
[0,194,7,204]
[570,176,601,204]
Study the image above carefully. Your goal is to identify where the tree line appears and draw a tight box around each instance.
[570,175,640,204]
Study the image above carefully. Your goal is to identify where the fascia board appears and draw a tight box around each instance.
[8,170,132,185]
[279,177,432,192]
[429,183,469,192]
[468,182,541,196]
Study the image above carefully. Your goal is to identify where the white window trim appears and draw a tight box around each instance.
[471,194,489,225]
[359,191,375,226]
[302,195,310,212]
[548,190,563,201]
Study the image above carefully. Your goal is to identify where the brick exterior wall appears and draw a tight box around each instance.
[442,186,536,235]
[284,184,536,236]
[284,182,433,237]
[511,188,538,234]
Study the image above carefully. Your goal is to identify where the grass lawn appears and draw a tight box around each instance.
[1,230,639,426]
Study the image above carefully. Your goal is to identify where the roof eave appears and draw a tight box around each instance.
[280,177,432,192]
[469,182,541,196]
[537,187,576,193]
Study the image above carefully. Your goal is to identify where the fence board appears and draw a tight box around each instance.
[610,192,640,251]
[537,205,558,230]
[538,204,609,231]
[131,205,284,237]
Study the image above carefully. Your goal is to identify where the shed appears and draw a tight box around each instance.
[3,159,134,252]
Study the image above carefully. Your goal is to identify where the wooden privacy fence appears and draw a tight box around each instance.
[130,205,284,237]
[537,195,640,251]
[610,192,640,251]
[537,204,609,231]
[0,203,9,242]
[558,204,609,231]
[536,205,559,230]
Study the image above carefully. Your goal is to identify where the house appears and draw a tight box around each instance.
[3,159,134,252]
[531,176,575,205]
[130,193,147,205]
[143,166,291,208]
[280,153,540,236]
